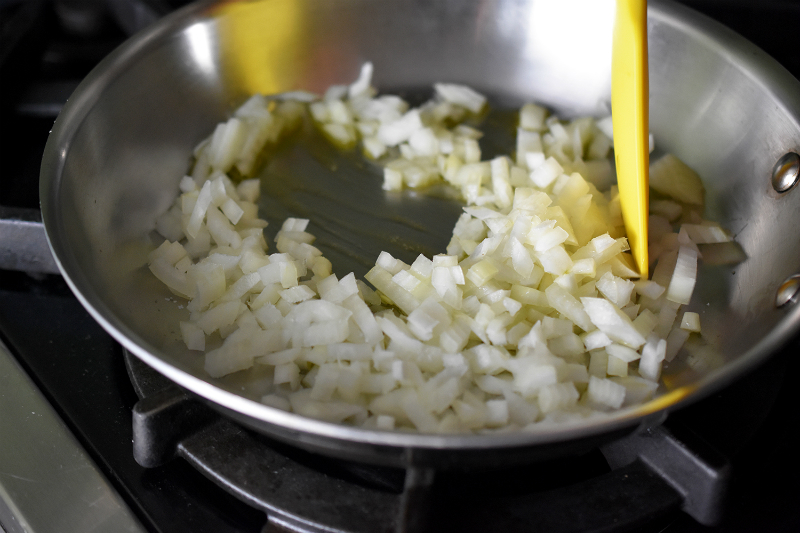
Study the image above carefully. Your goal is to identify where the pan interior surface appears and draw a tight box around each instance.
[40,0,800,466]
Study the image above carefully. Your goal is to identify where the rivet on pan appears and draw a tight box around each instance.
[776,274,800,308]
[771,152,800,193]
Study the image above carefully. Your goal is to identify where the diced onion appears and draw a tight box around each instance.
[148,65,741,434]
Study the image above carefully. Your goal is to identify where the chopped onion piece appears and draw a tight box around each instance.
[650,154,705,205]
[666,245,698,305]
[680,311,701,332]
[639,335,667,381]
[433,83,487,114]
[587,376,626,409]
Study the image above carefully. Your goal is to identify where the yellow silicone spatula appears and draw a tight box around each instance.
[612,0,649,278]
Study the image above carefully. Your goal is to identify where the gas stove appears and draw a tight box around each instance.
[1,1,800,532]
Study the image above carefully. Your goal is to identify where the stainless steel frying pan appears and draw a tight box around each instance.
[39,0,800,468]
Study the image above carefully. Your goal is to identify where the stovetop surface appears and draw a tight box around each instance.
[2,1,800,532]
[0,273,266,532]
